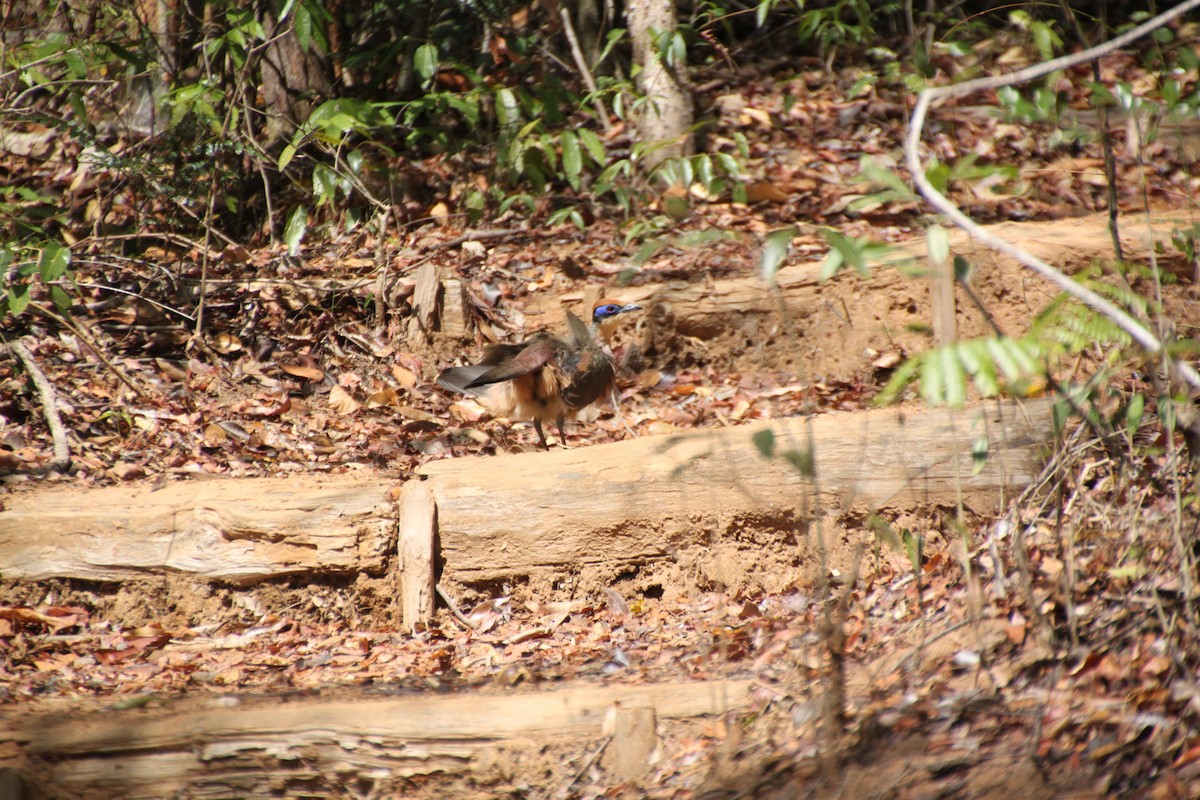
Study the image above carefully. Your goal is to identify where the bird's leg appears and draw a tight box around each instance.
[532,419,550,450]
[556,412,568,448]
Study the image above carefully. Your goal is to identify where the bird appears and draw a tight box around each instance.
[437,299,643,448]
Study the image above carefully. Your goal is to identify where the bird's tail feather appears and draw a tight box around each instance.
[437,366,495,397]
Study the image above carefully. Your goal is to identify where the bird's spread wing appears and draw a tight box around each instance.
[465,339,557,387]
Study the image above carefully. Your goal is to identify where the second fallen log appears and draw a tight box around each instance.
[401,399,1053,624]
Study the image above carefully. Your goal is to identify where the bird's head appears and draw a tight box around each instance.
[591,299,643,325]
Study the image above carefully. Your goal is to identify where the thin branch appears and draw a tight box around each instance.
[435,583,478,630]
[904,0,1200,393]
[8,339,72,472]
[559,7,613,132]
[417,228,529,253]
[31,302,146,399]
[64,281,196,323]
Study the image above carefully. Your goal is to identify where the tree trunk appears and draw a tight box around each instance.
[260,6,331,143]
[625,0,693,171]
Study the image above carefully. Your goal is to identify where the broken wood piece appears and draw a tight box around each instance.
[604,703,658,780]
[411,262,441,332]
[0,475,396,584]
[440,277,471,339]
[397,479,436,628]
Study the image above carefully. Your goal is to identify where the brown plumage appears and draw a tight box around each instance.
[438,299,643,448]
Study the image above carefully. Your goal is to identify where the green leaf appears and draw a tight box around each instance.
[820,229,874,278]
[578,128,606,165]
[971,433,989,475]
[1160,394,1177,433]
[752,428,775,458]
[278,142,298,170]
[902,529,923,571]
[49,284,72,311]
[8,283,30,316]
[414,43,438,82]
[926,161,951,193]
[1126,392,1145,440]
[312,164,337,206]
[755,0,771,28]
[760,227,796,285]
[675,229,736,248]
[715,152,740,178]
[868,515,901,551]
[919,349,944,405]
[38,241,70,282]
[1052,397,1071,435]
[875,354,922,406]
[953,255,972,282]
[561,131,582,190]
[856,155,915,201]
[295,1,314,51]
[695,155,714,191]
[939,345,966,406]
[496,88,521,130]
[820,247,845,280]
[284,206,308,256]
[733,132,750,160]
[968,342,999,396]
[633,237,666,266]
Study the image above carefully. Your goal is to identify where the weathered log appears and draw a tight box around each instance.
[515,212,1183,373]
[0,474,396,584]
[0,399,1052,614]
[409,399,1054,621]
[2,679,753,798]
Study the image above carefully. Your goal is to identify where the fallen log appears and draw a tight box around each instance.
[0,401,1053,620]
[402,398,1054,625]
[510,212,1186,374]
[0,474,397,584]
[2,679,753,798]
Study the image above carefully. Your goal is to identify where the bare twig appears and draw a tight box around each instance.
[417,228,528,254]
[7,339,72,472]
[30,302,146,399]
[65,281,196,323]
[569,734,613,787]
[73,230,219,259]
[904,0,1200,393]
[559,7,613,133]
[435,583,478,630]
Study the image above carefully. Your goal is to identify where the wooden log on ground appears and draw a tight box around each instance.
[2,679,752,798]
[0,474,396,584]
[513,212,1188,374]
[0,400,1052,616]
[408,399,1053,621]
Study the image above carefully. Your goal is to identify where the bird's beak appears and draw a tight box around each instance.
[619,303,643,314]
